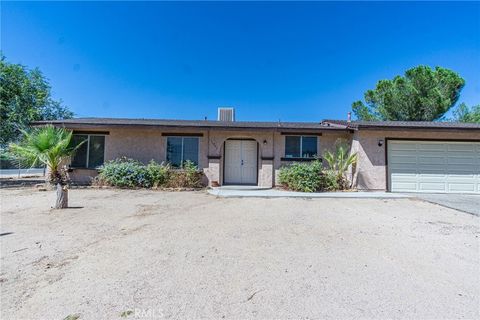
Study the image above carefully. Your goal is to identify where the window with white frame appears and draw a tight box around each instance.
[285,136,318,158]
[166,137,199,167]
[70,134,105,168]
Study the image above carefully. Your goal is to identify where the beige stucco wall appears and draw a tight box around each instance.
[105,127,209,168]
[66,126,351,187]
[68,127,209,185]
[67,125,480,190]
[68,168,98,185]
[105,128,275,186]
[355,129,480,191]
[207,130,275,187]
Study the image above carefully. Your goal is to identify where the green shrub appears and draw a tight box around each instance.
[98,157,150,188]
[319,169,340,191]
[278,161,350,192]
[98,158,203,189]
[278,160,324,192]
[146,160,171,188]
[166,160,203,188]
[323,139,357,188]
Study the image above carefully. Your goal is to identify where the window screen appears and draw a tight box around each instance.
[285,136,317,158]
[285,136,301,158]
[166,137,199,167]
[88,135,105,168]
[70,135,88,167]
[166,137,183,167]
[301,136,317,158]
[70,134,105,168]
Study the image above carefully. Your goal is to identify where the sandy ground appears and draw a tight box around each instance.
[1,188,479,320]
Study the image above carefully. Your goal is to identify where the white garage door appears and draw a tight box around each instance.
[388,140,480,194]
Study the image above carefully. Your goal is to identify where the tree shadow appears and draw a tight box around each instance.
[0,232,13,237]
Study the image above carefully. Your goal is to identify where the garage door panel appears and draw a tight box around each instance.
[447,165,477,172]
[416,165,446,173]
[447,177,477,184]
[447,156,476,165]
[390,143,417,151]
[418,156,446,165]
[418,143,446,151]
[447,144,475,152]
[417,170,447,181]
[447,173,476,179]
[419,183,446,192]
[447,168,477,175]
[390,167,416,173]
[389,155,417,164]
[419,150,446,156]
[388,140,480,194]
[418,175,448,183]
[389,149,418,156]
[391,182,418,191]
[390,167,417,174]
[391,175,417,181]
[448,151,475,157]
[448,183,476,192]
[389,151,417,156]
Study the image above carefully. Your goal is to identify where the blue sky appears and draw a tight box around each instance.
[2,1,479,121]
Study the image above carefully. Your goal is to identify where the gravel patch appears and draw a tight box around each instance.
[1,188,479,319]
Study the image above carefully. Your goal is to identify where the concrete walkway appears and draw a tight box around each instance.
[208,187,410,198]
[412,193,480,216]
[208,187,479,216]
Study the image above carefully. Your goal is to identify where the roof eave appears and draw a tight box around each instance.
[355,125,480,131]
[31,121,350,132]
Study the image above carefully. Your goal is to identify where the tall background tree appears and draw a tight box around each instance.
[0,54,73,147]
[452,103,480,123]
[352,66,465,121]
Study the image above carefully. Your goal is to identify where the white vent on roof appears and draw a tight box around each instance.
[218,107,235,121]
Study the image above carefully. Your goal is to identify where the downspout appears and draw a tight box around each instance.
[350,131,359,189]
[272,131,275,186]
[207,129,210,157]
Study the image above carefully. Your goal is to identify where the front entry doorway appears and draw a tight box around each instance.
[224,139,258,185]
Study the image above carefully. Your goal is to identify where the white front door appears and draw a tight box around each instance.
[388,140,480,193]
[224,140,258,184]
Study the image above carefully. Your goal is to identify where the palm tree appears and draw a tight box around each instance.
[9,125,83,209]
[323,139,358,189]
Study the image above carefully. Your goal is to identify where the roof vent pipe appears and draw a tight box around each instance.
[347,112,352,122]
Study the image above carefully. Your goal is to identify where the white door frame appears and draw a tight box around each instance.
[223,139,258,185]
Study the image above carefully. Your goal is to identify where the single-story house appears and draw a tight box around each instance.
[34,108,480,194]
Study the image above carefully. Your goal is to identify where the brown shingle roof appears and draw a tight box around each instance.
[322,120,480,130]
[33,117,348,130]
[33,118,480,131]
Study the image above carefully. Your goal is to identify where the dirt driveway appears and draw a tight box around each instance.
[1,188,479,320]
